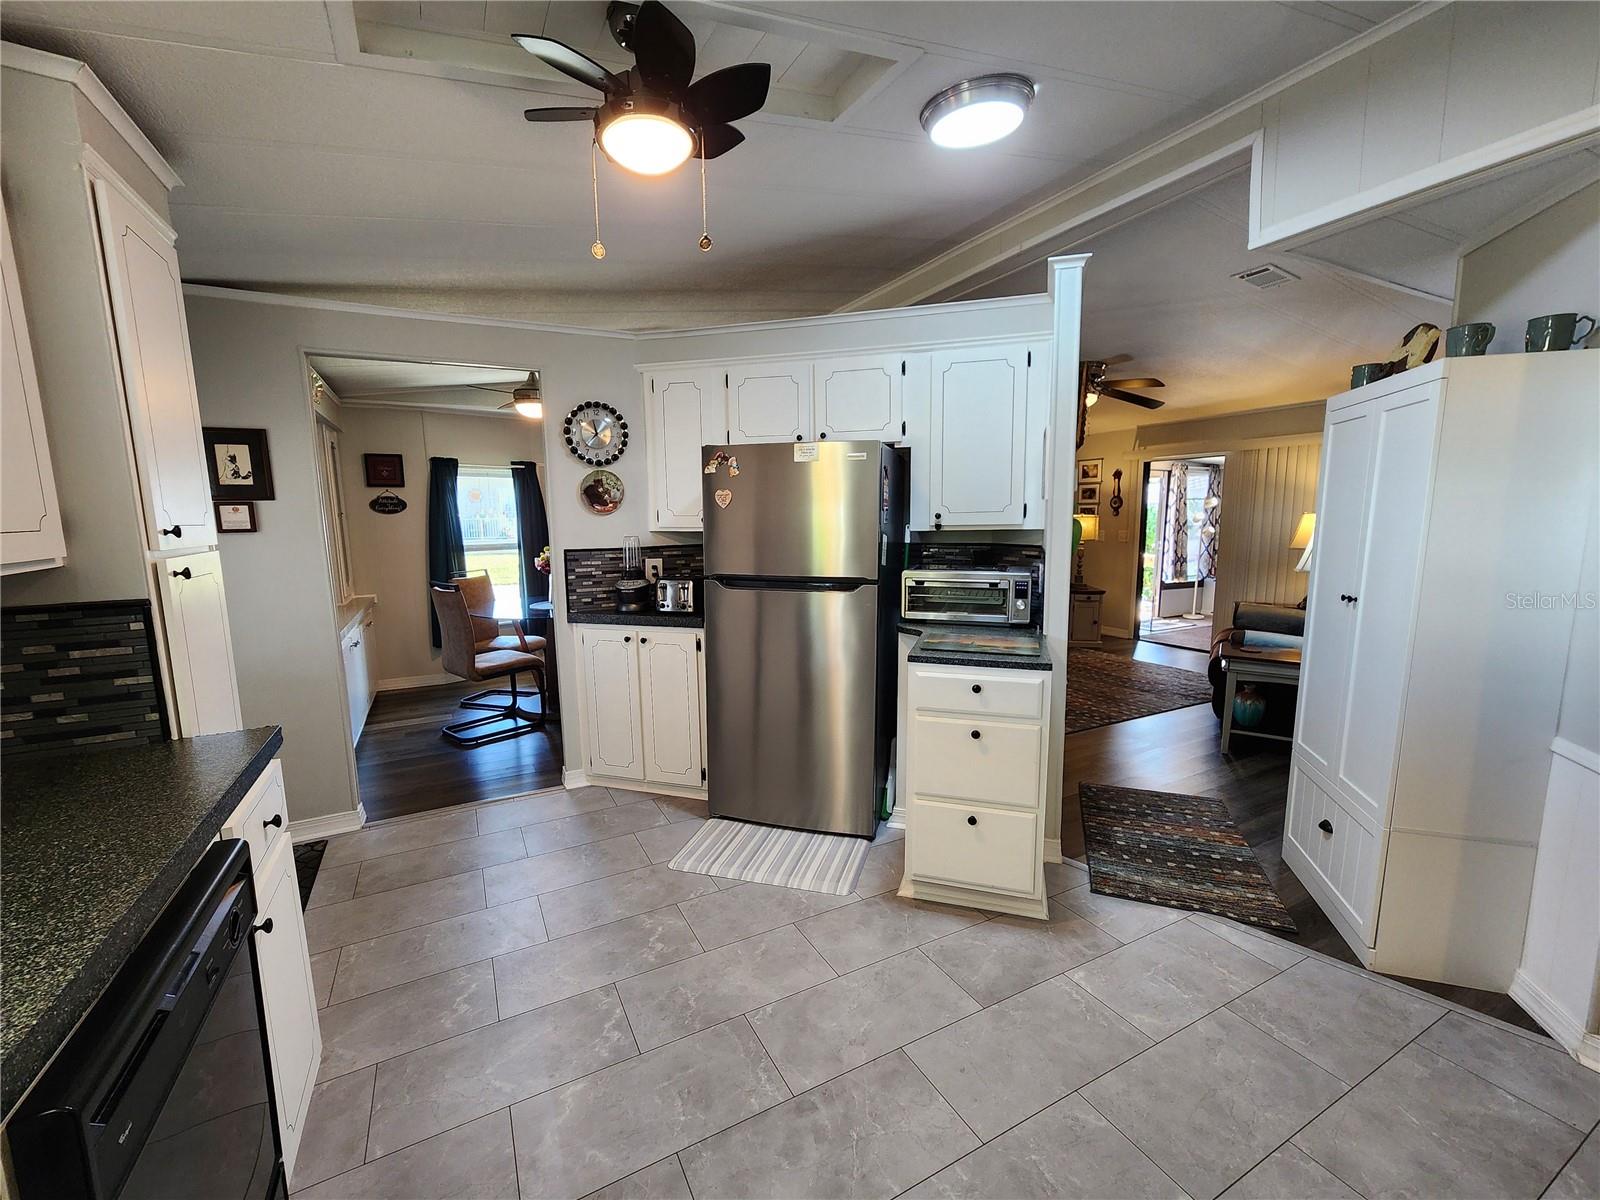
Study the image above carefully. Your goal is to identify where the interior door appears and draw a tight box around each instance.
[929,345,1029,527]
[813,354,903,441]
[254,836,321,1183]
[637,628,703,788]
[156,550,243,737]
[727,361,813,443]
[92,177,216,552]
[579,627,644,780]
[648,369,722,529]
[1294,403,1374,778]
[1336,383,1441,824]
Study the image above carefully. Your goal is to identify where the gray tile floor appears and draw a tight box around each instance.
[293,786,1600,1200]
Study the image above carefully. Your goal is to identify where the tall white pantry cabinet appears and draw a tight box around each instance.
[1285,352,1598,991]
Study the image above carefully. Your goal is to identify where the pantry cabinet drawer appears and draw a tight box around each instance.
[1286,766,1380,943]
[221,758,288,877]
[909,666,1044,720]
[908,797,1038,895]
[910,714,1041,810]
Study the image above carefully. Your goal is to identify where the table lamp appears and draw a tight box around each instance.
[1074,513,1100,585]
[1290,512,1315,572]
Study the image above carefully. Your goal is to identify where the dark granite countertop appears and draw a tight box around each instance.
[1,726,283,1115]
[905,623,1053,672]
[568,611,704,629]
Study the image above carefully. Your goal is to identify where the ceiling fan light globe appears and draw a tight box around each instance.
[599,112,693,174]
[1084,391,1099,407]
[513,399,544,419]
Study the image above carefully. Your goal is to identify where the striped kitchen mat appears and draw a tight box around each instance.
[668,819,870,896]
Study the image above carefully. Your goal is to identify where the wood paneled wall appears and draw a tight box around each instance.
[1211,439,1321,627]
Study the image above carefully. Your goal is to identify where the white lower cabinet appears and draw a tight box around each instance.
[901,662,1052,919]
[221,760,320,1185]
[342,613,376,745]
[577,624,705,790]
[155,550,243,737]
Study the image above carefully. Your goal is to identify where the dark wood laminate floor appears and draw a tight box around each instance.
[1064,637,1541,1032]
[356,682,564,822]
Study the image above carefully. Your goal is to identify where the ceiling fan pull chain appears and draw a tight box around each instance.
[698,137,713,252]
[590,139,606,260]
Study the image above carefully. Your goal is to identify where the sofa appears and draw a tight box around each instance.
[1207,601,1305,718]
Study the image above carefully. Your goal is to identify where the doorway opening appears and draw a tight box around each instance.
[1137,455,1223,652]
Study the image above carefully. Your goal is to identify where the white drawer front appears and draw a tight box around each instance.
[908,797,1038,895]
[1286,767,1380,943]
[910,667,1044,720]
[912,715,1042,810]
[221,758,287,876]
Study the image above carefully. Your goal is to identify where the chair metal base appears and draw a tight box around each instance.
[459,686,516,712]
[443,671,546,748]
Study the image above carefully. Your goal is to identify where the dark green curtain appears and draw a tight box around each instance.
[511,460,550,608]
[427,456,465,647]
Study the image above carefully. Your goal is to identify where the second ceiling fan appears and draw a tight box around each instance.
[1084,357,1166,410]
[516,1,771,174]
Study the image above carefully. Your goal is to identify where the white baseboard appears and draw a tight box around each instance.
[291,802,366,842]
[1102,626,1133,639]
[1044,836,1063,864]
[1509,969,1597,1066]
[377,672,457,692]
[564,767,706,801]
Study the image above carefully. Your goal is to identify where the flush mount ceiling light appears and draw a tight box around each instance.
[920,74,1035,149]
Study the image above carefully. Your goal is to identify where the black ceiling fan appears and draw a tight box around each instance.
[515,1,771,166]
[1085,358,1166,410]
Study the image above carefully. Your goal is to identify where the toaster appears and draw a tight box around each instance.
[655,578,696,614]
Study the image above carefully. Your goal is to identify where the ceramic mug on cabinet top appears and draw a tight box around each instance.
[1526,312,1596,352]
[1445,322,1494,357]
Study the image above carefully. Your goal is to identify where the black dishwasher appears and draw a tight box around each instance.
[9,839,283,1200]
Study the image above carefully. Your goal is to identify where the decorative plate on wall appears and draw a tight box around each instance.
[563,402,628,465]
[578,469,624,515]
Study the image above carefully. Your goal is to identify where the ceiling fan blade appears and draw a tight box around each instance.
[523,106,598,122]
[1101,386,1166,410]
[1102,377,1165,389]
[695,124,745,160]
[684,63,771,125]
[1100,353,1134,367]
[512,35,618,93]
[631,1,695,92]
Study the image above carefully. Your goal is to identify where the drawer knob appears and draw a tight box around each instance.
[967,815,978,826]
[264,813,283,830]
[971,684,982,694]
[171,567,192,580]
[1317,818,1333,835]
[160,525,183,538]
[970,729,981,740]
[253,918,275,936]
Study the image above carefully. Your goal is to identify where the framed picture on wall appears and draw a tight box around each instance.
[1076,501,1099,516]
[202,427,275,501]
[1077,483,1100,505]
[216,502,257,533]
[1078,459,1103,484]
[364,453,405,488]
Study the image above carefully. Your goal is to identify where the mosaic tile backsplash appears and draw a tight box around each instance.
[1,600,168,758]
[565,545,705,615]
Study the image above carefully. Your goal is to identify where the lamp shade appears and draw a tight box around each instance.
[1289,512,1315,549]
[1076,513,1101,542]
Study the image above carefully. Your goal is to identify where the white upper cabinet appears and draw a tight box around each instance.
[727,360,813,444]
[813,353,904,442]
[92,176,217,553]
[1,200,66,574]
[646,368,724,531]
[927,344,1031,528]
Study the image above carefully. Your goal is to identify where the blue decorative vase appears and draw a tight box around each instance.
[1233,684,1267,729]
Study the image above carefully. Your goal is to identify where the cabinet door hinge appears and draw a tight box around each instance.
[725,428,730,442]
[700,767,707,783]
[650,377,656,392]
[695,636,702,651]
[900,360,907,376]
[724,372,729,388]
[1022,502,1028,519]
[900,420,907,437]
[1027,350,1032,367]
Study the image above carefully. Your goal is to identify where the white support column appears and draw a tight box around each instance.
[1042,254,1090,861]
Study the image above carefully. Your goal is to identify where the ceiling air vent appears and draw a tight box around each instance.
[1233,263,1300,289]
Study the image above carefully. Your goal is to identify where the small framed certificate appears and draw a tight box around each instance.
[216,502,257,533]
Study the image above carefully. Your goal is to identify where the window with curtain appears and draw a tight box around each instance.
[456,466,522,618]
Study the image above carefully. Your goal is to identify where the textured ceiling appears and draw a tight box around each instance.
[1,1,1407,329]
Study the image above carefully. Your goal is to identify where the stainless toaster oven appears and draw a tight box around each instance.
[901,568,1035,626]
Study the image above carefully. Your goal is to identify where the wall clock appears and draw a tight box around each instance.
[563,402,628,466]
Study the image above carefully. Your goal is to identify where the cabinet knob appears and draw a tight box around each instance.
[253,917,275,936]
[264,813,283,830]
[819,431,827,439]
[971,684,982,694]
[970,729,981,740]
[1317,818,1334,835]
[795,434,803,442]
[639,636,648,644]
[967,815,978,826]
[623,636,631,643]
[160,525,183,538]
[171,567,192,580]
[1348,595,1358,605]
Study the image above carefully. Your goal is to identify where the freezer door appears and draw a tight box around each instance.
[705,578,879,837]
[703,441,886,580]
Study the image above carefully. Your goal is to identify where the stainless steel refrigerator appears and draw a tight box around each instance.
[703,441,907,838]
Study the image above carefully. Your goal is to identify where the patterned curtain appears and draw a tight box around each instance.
[1199,464,1223,578]
[1164,462,1189,581]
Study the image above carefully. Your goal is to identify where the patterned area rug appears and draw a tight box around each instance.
[1079,783,1298,933]
[669,818,870,896]
[1065,648,1214,733]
